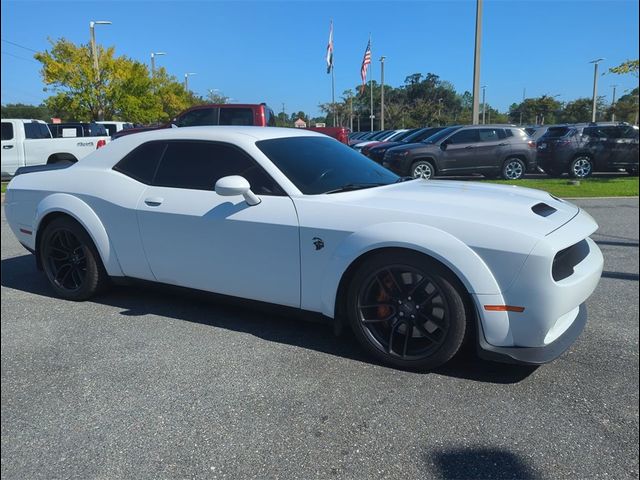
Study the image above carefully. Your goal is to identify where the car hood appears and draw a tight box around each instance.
[325,179,580,239]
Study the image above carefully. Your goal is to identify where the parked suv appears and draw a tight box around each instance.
[537,123,639,178]
[365,127,445,164]
[47,122,109,139]
[112,103,277,139]
[383,125,537,179]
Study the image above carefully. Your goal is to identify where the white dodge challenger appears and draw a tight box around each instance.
[4,126,604,370]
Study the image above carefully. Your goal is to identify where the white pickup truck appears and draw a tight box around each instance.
[1,119,110,179]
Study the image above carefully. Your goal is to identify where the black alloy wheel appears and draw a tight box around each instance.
[347,251,467,370]
[40,217,108,300]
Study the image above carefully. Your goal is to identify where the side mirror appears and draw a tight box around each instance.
[440,141,449,151]
[215,175,261,206]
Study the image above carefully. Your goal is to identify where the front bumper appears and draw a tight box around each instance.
[477,303,587,365]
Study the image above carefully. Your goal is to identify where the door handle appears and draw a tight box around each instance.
[464,145,475,149]
[2,145,13,149]
[498,143,508,146]
[144,197,164,207]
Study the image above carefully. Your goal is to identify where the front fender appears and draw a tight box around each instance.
[35,193,123,276]
[319,221,503,319]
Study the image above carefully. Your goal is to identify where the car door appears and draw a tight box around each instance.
[135,140,301,307]
[473,128,511,173]
[1,121,20,176]
[439,128,481,173]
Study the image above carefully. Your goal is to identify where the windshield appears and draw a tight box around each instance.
[423,126,460,144]
[256,136,399,194]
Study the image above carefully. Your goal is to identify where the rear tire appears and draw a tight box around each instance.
[39,216,109,300]
[501,158,526,180]
[569,155,593,178]
[346,250,468,371]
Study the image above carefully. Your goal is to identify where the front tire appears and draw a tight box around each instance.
[569,155,593,178]
[39,216,108,300]
[502,158,526,180]
[346,250,468,371]
[411,160,435,179]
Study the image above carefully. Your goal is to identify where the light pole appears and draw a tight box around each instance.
[184,72,197,92]
[519,88,526,125]
[150,52,166,78]
[590,58,604,122]
[471,0,483,124]
[481,85,487,124]
[438,98,443,123]
[611,84,618,122]
[380,56,386,130]
[89,20,111,121]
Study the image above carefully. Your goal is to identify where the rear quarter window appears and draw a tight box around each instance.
[545,127,572,138]
[113,141,167,184]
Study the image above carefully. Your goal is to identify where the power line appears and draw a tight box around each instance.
[1,51,38,63]
[1,38,38,53]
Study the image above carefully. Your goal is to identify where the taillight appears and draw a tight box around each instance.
[96,139,107,149]
[527,140,536,148]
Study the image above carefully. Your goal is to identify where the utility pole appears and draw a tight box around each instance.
[482,85,487,124]
[349,95,353,131]
[590,58,604,122]
[282,103,286,126]
[89,20,111,121]
[380,56,386,130]
[438,98,443,124]
[471,0,483,124]
[519,87,525,125]
[611,84,618,122]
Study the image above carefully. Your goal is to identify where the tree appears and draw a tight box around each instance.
[606,87,639,124]
[1,103,51,121]
[205,90,230,104]
[609,59,639,77]
[34,38,194,123]
[560,97,606,123]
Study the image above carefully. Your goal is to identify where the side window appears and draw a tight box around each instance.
[447,129,479,144]
[505,129,514,138]
[620,126,639,139]
[113,141,167,184]
[219,108,254,126]
[153,141,284,195]
[175,108,218,127]
[24,122,50,139]
[103,124,117,136]
[1,122,14,141]
[478,128,502,142]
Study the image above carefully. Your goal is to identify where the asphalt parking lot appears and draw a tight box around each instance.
[1,198,638,480]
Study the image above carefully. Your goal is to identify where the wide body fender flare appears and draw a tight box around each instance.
[320,221,504,317]
[35,193,123,277]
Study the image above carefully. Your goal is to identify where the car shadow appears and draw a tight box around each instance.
[2,254,537,384]
[427,446,542,479]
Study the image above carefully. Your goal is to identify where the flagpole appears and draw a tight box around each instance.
[369,34,374,131]
[332,63,336,127]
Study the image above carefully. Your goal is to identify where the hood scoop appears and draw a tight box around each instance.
[531,202,557,217]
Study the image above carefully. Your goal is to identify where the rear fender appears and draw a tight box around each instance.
[35,193,123,276]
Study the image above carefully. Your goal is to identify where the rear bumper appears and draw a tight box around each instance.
[477,303,587,365]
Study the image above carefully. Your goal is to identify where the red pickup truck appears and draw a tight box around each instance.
[305,126,350,144]
[112,103,277,139]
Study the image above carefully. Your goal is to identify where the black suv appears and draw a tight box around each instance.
[382,125,537,179]
[536,123,639,178]
[364,127,446,164]
[47,122,109,138]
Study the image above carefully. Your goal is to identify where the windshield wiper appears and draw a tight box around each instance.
[324,183,387,194]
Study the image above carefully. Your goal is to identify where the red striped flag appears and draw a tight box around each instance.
[360,39,371,94]
[326,20,334,74]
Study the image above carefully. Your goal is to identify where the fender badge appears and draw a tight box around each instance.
[312,237,325,250]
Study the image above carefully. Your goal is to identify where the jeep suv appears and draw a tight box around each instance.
[112,103,277,139]
[382,125,537,179]
[536,123,639,178]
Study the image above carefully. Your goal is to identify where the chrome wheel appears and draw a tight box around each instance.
[43,228,88,292]
[357,265,450,360]
[571,157,592,178]
[412,162,434,179]
[503,159,525,180]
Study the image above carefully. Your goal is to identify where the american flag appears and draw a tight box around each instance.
[360,39,371,93]
[326,20,334,74]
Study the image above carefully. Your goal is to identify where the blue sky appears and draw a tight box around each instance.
[1,0,639,117]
